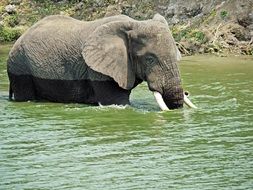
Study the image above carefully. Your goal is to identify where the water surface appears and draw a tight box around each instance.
[0,44,252,189]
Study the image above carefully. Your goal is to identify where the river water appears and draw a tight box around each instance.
[0,44,252,189]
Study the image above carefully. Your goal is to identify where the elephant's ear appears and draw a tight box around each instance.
[82,21,135,90]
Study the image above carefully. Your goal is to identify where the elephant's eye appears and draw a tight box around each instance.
[145,55,156,64]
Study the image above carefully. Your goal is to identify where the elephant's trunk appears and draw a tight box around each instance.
[162,85,184,110]
[147,58,197,110]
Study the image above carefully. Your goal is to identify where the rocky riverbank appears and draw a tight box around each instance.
[0,0,252,55]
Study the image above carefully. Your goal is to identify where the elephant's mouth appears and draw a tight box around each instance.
[153,89,197,111]
[162,86,184,109]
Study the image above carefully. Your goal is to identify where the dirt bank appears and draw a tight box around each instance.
[0,0,252,55]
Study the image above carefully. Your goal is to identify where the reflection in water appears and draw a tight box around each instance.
[0,47,253,189]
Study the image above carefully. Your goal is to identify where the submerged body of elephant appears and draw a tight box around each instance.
[7,14,196,110]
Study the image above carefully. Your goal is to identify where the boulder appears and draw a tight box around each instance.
[5,5,16,14]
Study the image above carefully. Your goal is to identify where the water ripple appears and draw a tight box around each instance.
[1,55,253,189]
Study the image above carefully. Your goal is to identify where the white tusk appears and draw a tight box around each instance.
[153,91,169,111]
[176,47,182,61]
[184,94,197,109]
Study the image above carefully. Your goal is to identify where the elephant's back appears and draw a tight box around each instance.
[8,15,87,80]
[24,15,82,37]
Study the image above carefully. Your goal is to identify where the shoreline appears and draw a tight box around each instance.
[1,43,252,60]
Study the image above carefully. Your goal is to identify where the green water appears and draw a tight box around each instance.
[0,44,253,189]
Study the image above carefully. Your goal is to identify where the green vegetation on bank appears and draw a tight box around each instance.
[0,26,23,42]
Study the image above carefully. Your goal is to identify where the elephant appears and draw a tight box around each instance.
[7,13,196,110]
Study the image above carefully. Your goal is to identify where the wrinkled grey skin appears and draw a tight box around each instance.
[7,14,184,109]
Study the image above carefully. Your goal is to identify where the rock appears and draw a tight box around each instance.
[1,12,9,19]
[57,0,68,5]
[238,12,253,28]
[94,0,105,7]
[9,0,22,5]
[157,5,167,11]
[224,23,251,41]
[226,35,239,45]
[5,5,16,14]
[171,16,180,25]
[74,2,84,11]
[165,6,175,19]
[105,5,122,17]
[187,5,203,17]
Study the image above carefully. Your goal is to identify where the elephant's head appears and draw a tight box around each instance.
[83,14,196,110]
